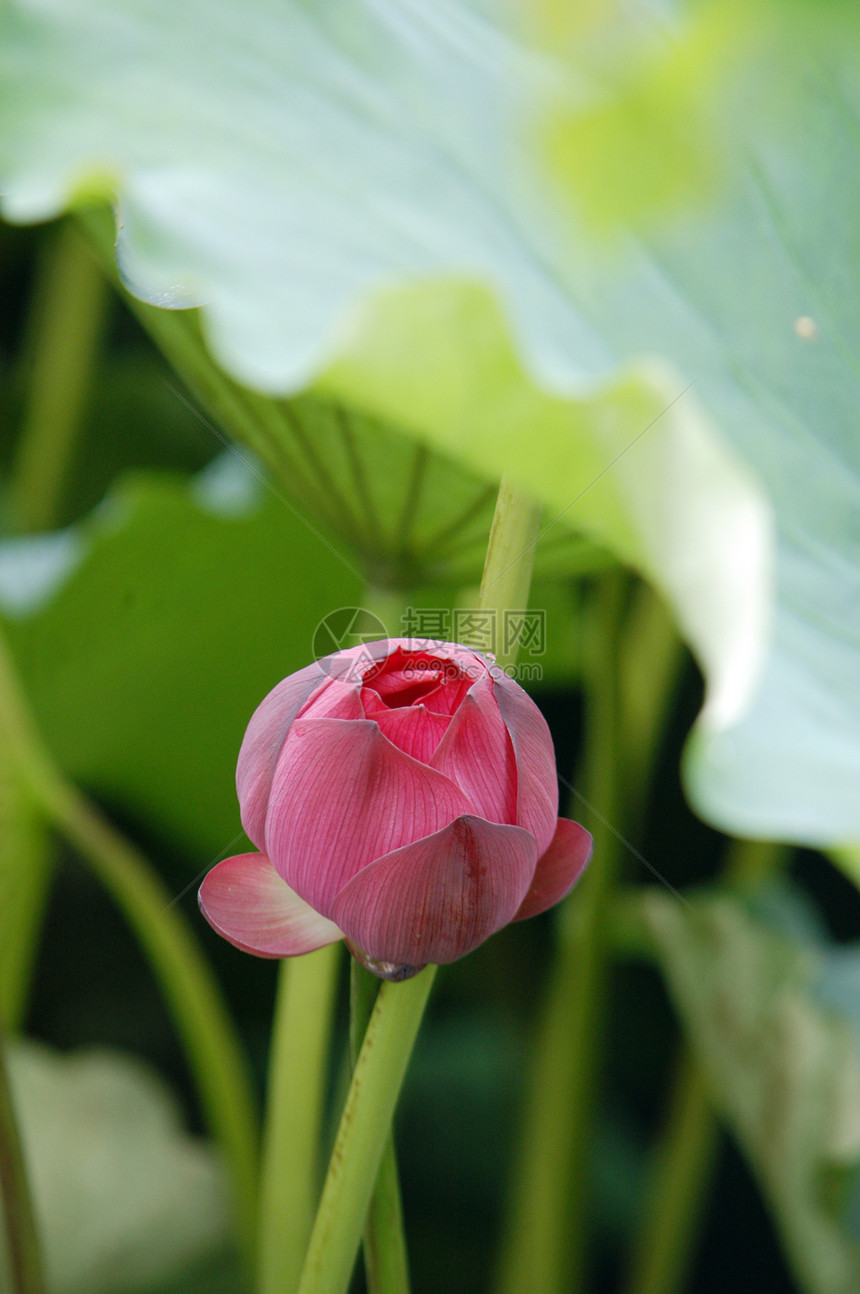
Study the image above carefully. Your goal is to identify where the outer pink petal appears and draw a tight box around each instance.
[198,853,343,957]
[236,663,329,849]
[265,718,472,915]
[492,676,558,855]
[236,643,489,852]
[512,818,593,922]
[331,815,538,965]
[430,676,517,824]
[369,705,452,763]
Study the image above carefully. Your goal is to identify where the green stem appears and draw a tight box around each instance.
[618,582,685,816]
[297,475,542,1294]
[623,837,785,1294]
[496,572,627,1294]
[350,962,411,1294]
[0,777,51,1032]
[0,631,260,1270]
[39,773,261,1264]
[9,221,109,533]
[296,968,436,1294]
[623,1053,719,1294]
[0,1021,45,1294]
[258,947,342,1294]
[475,476,543,671]
[349,959,379,1072]
[0,649,54,1032]
[3,224,109,1024]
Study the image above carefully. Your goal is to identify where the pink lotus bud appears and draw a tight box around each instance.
[199,641,592,979]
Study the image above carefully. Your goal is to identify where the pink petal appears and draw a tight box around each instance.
[360,686,453,760]
[236,663,330,849]
[298,678,366,721]
[430,676,517,824]
[415,674,475,716]
[331,815,538,965]
[492,676,558,855]
[359,687,388,718]
[364,664,444,707]
[369,705,452,763]
[265,718,472,915]
[198,853,343,957]
[512,818,593,922]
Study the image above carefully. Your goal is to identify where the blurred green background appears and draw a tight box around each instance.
[3,215,860,1294]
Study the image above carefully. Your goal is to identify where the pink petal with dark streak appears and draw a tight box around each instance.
[331,815,538,965]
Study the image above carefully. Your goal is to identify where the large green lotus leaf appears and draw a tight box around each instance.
[91,290,605,590]
[643,892,860,1294]
[0,465,361,858]
[0,1,856,843]
[1,1040,231,1294]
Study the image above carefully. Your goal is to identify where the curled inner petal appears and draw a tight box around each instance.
[364,701,452,763]
[361,645,482,716]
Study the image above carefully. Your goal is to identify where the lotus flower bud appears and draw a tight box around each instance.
[199,641,592,979]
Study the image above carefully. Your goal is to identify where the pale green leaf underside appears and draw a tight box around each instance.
[644,893,860,1294]
[0,0,857,843]
[2,1040,230,1294]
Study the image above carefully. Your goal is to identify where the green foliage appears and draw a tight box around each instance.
[1,0,857,844]
[1,469,361,858]
[644,891,860,1294]
[0,4,859,1291]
